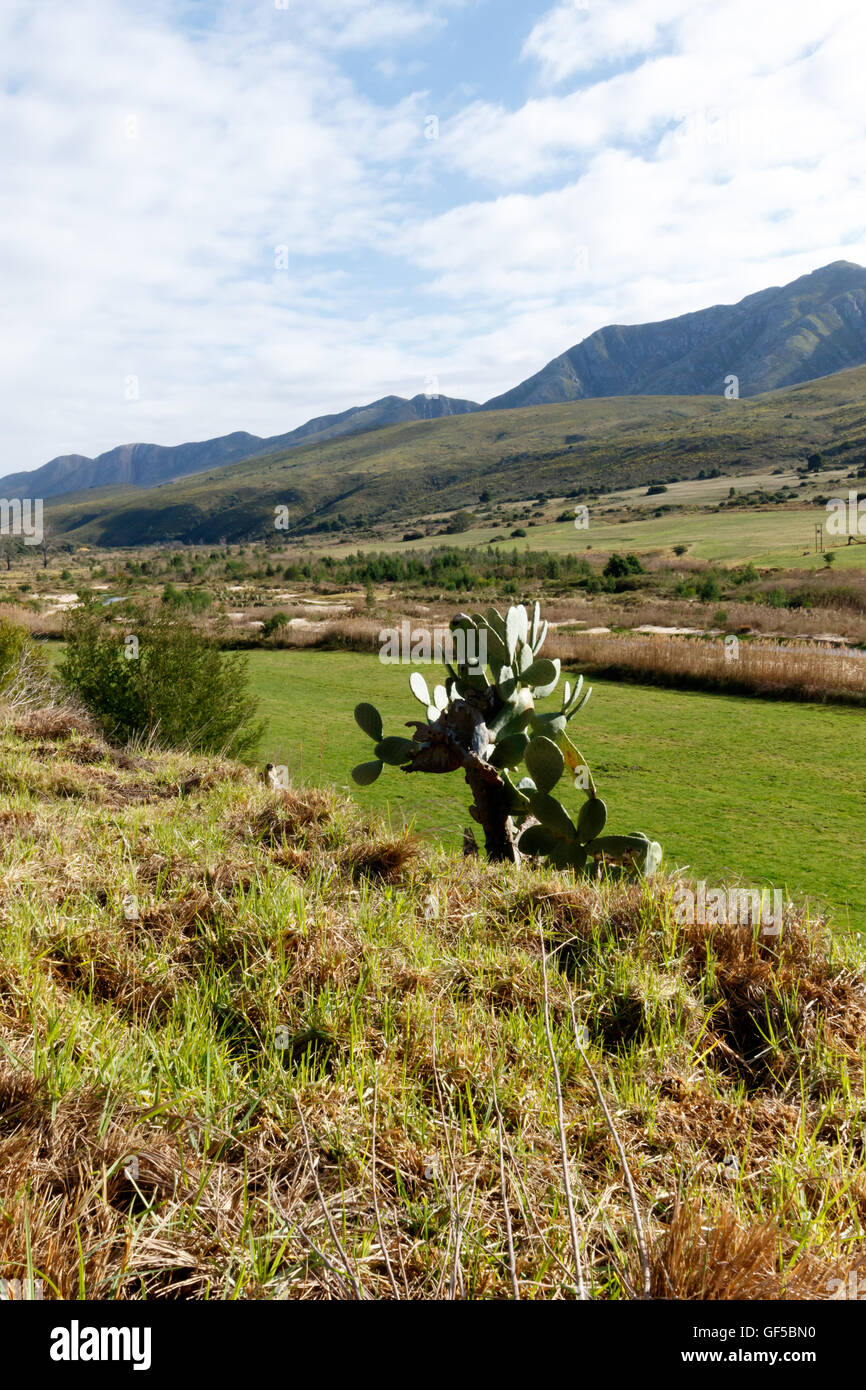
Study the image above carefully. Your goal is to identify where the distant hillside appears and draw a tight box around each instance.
[0,393,479,501]
[484,262,866,410]
[13,261,866,511]
[46,364,866,546]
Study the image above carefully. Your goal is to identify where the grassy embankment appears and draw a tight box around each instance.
[1,699,865,1298]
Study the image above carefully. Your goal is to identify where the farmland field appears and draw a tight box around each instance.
[249,648,866,934]
[332,504,866,570]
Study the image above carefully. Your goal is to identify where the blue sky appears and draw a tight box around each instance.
[2,0,865,471]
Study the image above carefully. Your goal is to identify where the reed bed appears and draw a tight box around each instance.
[546,631,866,704]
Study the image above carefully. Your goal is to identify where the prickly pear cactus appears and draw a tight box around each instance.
[351,602,662,874]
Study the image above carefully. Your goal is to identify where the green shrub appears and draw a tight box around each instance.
[162,582,211,613]
[0,617,49,697]
[444,511,476,535]
[761,588,789,609]
[261,612,289,638]
[603,553,644,580]
[59,603,262,756]
[697,574,721,602]
[0,617,33,693]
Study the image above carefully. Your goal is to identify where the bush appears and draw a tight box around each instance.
[697,574,721,603]
[761,588,789,609]
[261,612,289,638]
[0,617,50,701]
[0,617,29,688]
[444,511,476,535]
[59,603,262,756]
[162,583,212,613]
[603,552,644,580]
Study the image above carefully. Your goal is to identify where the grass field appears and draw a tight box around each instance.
[334,505,866,571]
[249,649,866,934]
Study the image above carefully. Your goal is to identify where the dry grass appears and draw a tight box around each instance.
[257,617,382,652]
[649,1202,853,1300]
[545,631,866,704]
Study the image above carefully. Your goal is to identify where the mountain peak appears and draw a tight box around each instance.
[482,261,866,411]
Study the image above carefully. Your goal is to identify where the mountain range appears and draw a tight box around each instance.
[0,393,477,502]
[5,261,866,504]
[45,361,866,547]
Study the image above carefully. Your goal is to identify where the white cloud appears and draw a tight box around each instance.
[523,0,692,83]
[0,0,440,468]
[1,0,865,472]
[390,0,866,391]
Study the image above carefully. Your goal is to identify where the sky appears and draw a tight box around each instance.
[2,0,865,472]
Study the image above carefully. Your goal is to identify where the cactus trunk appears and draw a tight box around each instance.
[464,761,520,863]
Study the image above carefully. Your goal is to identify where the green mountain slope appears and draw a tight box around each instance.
[47,364,866,546]
[16,261,866,511]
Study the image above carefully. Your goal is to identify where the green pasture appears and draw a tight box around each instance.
[334,504,866,571]
[248,649,866,934]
